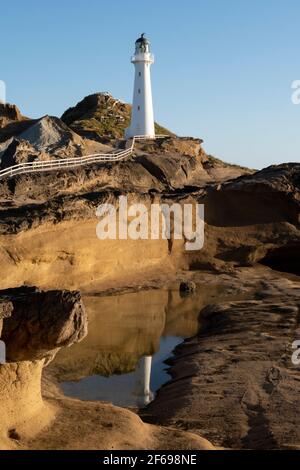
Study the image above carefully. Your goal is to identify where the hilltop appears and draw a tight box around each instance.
[61,92,174,143]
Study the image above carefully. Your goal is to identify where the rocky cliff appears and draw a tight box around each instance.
[0,149,297,290]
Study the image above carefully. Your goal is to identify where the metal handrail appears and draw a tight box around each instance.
[0,135,169,179]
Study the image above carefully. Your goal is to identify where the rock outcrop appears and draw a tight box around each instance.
[0,115,113,169]
[0,287,87,448]
[0,138,43,170]
[0,135,243,201]
[18,115,87,157]
[197,162,300,274]
[1,287,87,363]
[0,103,33,144]
[0,103,26,129]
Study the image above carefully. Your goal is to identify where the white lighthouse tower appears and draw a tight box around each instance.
[125,34,155,139]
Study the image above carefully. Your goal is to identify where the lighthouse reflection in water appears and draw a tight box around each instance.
[55,287,214,409]
[61,336,182,409]
[134,356,154,407]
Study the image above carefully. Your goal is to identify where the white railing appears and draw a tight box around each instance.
[0,135,169,180]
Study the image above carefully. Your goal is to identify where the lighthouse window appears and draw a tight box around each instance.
[138,106,140,111]
[139,72,141,77]
[138,88,141,94]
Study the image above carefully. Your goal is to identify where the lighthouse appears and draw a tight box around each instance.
[125,34,155,139]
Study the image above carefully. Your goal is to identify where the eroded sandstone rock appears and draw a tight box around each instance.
[0,287,87,363]
[0,103,25,129]
[0,286,87,448]
[198,162,300,274]
[0,163,298,291]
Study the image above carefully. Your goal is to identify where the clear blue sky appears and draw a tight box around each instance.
[1,0,299,169]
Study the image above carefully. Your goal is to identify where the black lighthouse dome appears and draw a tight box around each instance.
[135,33,150,53]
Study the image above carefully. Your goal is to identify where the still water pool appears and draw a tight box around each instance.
[52,285,224,408]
